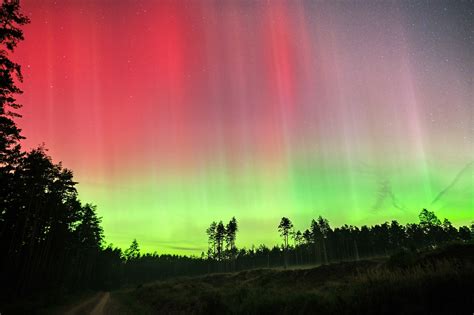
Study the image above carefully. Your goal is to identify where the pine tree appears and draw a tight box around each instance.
[278,217,293,268]
[0,0,30,166]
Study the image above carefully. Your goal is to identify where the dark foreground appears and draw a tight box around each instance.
[117,243,473,314]
[6,243,474,315]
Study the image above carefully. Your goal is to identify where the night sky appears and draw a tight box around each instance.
[16,0,473,254]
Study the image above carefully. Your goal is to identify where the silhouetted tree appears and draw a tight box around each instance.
[278,217,293,268]
[419,209,442,246]
[419,208,442,227]
[310,216,330,264]
[292,230,303,264]
[225,217,238,269]
[442,218,457,242]
[124,239,140,261]
[317,216,331,263]
[73,204,104,249]
[0,1,29,295]
[206,221,217,259]
[389,220,405,248]
[0,0,29,167]
[458,226,471,241]
[215,221,225,261]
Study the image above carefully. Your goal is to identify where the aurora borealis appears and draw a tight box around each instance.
[15,1,473,254]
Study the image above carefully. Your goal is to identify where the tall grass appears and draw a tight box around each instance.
[129,245,474,315]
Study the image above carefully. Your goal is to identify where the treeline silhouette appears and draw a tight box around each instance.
[201,210,473,273]
[0,1,473,307]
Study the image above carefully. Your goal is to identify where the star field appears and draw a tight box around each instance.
[15,0,473,254]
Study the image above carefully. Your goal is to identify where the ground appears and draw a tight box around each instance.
[58,243,474,314]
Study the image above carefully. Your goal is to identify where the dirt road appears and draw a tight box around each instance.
[65,291,110,315]
[90,292,110,315]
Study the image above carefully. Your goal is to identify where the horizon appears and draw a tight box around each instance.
[14,0,473,255]
[96,210,471,256]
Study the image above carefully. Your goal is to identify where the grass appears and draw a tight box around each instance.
[125,243,474,314]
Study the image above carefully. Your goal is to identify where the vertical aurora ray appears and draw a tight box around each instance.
[16,0,473,254]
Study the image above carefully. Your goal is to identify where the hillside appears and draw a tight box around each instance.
[114,243,474,315]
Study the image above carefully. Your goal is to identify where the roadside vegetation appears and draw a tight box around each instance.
[128,243,474,314]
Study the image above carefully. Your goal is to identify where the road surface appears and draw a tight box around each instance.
[65,291,110,315]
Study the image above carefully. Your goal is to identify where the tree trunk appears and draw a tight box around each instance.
[322,239,328,265]
[354,239,360,261]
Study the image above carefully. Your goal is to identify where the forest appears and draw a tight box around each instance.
[0,1,473,314]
